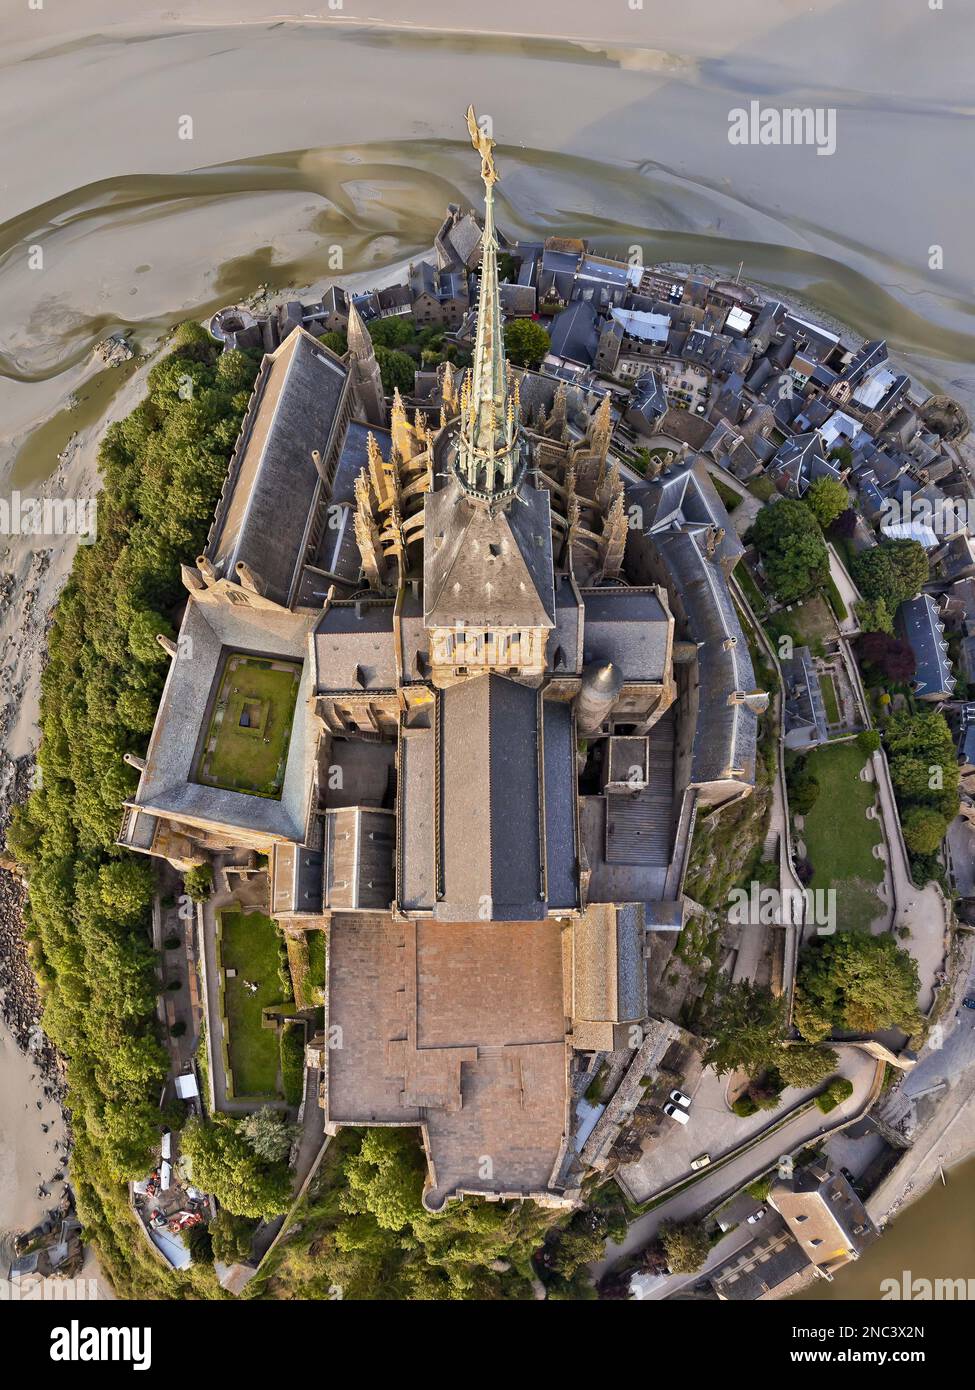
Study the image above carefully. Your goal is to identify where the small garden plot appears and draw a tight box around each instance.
[219,908,284,1099]
[799,743,885,934]
[195,652,301,798]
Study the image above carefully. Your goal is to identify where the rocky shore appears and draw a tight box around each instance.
[0,755,67,1101]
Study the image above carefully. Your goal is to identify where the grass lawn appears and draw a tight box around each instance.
[764,593,837,657]
[736,562,769,616]
[799,743,885,933]
[748,475,776,502]
[711,475,742,512]
[195,653,301,798]
[306,930,327,1007]
[220,908,283,1098]
[821,672,840,726]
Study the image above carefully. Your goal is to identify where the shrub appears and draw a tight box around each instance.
[280,1023,306,1107]
[902,805,950,856]
[856,729,881,757]
[659,1218,711,1274]
[183,864,213,903]
[823,575,848,622]
[732,1095,758,1117]
[749,499,829,603]
[787,761,821,815]
[815,1076,854,1113]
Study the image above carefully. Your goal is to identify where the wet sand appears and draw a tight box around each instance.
[0,1020,65,1249]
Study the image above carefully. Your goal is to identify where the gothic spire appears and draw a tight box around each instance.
[346,295,372,358]
[455,106,520,502]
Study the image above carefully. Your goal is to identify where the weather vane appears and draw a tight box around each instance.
[466,104,499,186]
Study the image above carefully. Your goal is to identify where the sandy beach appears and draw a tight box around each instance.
[0,1021,66,1251]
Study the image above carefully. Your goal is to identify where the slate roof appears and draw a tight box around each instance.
[648,528,760,787]
[547,574,583,674]
[898,593,956,698]
[548,299,601,365]
[324,807,395,911]
[129,592,318,843]
[437,677,544,921]
[767,431,832,498]
[313,599,398,692]
[515,368,592,430]
[782,645,829,744]
[632,456,744,568]
[624,370,667,432]
[423,472,556,629]
[207,328,349,607]
[271,843,323,915]
[578,586,671,683]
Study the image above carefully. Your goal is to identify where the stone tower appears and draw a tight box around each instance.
[346,296,386,427]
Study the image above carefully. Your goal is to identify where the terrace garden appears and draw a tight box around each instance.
[795,742,885,934]
[219,908,287,1099]
[195,652,301,798]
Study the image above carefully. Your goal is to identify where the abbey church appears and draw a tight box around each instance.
[119,109,765,1210]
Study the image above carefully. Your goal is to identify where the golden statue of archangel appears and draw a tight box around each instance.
[466,104,499,185]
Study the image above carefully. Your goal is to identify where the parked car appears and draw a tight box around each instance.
[746,1206,767,1224]
[963,997,975,1010]
[663,1102,690,1125]
[668,1089,691,1109]
[690,1154,711,1171]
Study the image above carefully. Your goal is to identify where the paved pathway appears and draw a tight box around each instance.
[826,543,862,637]
[868,749,948,1014]
[615,1044,877,1207]
[593,1048,879,1280]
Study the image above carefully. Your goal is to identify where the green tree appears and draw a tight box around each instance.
[856,729,881,757]
[749,500,829,603]
[209,1210,256,1265]
[368,316,415,349]
[698,980,787,1076]
[659,1219,711,1275]
[181,1115,292,1219]
[787,759,820,815]
[852,539,928,609]
[805,477,848,530]
[374,346,415,394]
[240,1106,297,1164]
[503,318,550,369]
[854,596,894,635]
[776,1044,839,1089]
[318,330,347,355]
[183,864,213,902]
[127,608,173,664]
[902,806,950,855]
[98,859,154,918]
[795,931,921,1040]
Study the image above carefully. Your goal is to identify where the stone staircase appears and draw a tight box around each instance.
[606,709,676,868]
